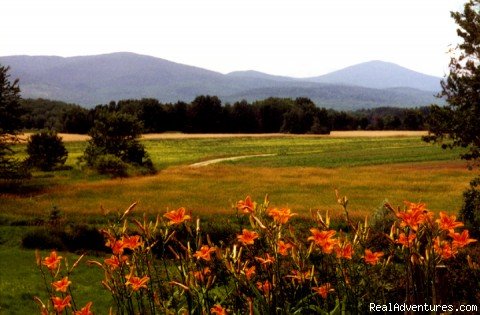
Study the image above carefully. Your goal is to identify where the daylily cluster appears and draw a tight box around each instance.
[34,196,477,314]
[35,251,93,314]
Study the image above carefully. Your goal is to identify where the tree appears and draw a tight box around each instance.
[424,0,480,162]
[26,131,68,171]
[0,65,30,180]
[82,111,155,176]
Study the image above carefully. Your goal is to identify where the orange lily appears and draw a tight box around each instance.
[237,229,259,245]
[268,207,297,224]
[74,302,93,315]
[436,211,464,232]
[105,238,125,255]
[397,204,426,231]
[255,253,275,265]
[277,240,293,256]
[193,245,216,261]
[52,276,71,293]
[164,207,191,225]
[256,280,272,296]
[243,264,256,280]
[286,269,311,283]
[122,235,143,250]
[450,230,477,248]
[211,304,228,315]
[193,267,211,283]
[52,295,71,312]
[105,255,121,270]
[312,283,334,299]
[396,232,416,248]
[126,274,150,291]
[364,249,384,265]
[335,242,353,260]
[434,237,457,260]
[308,229,337,254]
[237,196,255,214]
[42,251,62,270]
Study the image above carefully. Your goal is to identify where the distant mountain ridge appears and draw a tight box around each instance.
[0,52,443,109]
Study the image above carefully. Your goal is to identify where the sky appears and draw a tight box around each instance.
[2,0,467,78]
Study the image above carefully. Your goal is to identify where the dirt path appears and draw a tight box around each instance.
[189,154,276,167]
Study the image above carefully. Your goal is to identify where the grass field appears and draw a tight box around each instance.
[0,132,476,313]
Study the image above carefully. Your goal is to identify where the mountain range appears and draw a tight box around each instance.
[0,52,444,109]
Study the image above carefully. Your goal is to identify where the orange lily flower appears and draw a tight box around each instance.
[255,253,275,265]
[105,255,121,270]
[312,283,334,299]
[52,276,71,293]
[164,207,191,225]
[308,229,337,254]
[396,232,416,248]
[211,304,228,315]
[193,245,216,261]
[126,274,150,291]
[42,251,62,270]
[122,235,143,250]
[434,237,457,259]
[193,267,211,283]
[335,242,353,260]
[436,212,464,232]
[105,238,125,255]
[243,264,256,280]
[74,302,93,315]
[450,230,477,248]
[277,240,293,256]
[364,249,384,265]
[237,196,255,214]
[52,295,71,312]
[286,269,311,283]
[256,280,272,296]
[237,229,259,245]
[397,203,427,231]
[268,208,297,224]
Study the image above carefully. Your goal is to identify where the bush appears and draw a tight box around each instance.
[94,154,128,177]
[26,130,68,171]
[459,176,480,237]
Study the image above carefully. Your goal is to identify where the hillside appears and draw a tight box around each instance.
[0,53,442,109]
[308,60,442,91]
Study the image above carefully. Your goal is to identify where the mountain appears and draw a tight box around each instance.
[308,60,442,92]
[0,53,442,109]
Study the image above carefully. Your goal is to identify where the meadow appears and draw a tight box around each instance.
[0,132,476,313]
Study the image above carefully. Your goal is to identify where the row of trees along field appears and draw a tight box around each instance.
[20,96,428,135]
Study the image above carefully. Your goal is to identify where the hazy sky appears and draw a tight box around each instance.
[2,0,466,77]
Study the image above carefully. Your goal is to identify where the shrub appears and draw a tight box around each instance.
[82,111,155,176]
[94,154,128,177]
[26,130,68,171]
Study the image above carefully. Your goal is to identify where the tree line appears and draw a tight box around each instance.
[20,96,429,135]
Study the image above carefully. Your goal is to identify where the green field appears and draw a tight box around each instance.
[0,134,476,313]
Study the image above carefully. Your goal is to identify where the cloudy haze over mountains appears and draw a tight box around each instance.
[0,52,443,109]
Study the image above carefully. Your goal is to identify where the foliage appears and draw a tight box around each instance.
[0,64,30,181]
[424,0,480,162]
[26,130,68,171]
[460,176,480,238]
[82,110,155,175]
[32,195,478,314]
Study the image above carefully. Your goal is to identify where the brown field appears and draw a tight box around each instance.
[18,130,428,142]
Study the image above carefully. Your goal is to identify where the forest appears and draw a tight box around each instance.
[20,96,429,134]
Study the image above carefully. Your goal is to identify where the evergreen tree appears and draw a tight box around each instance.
[0,65,30,181]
